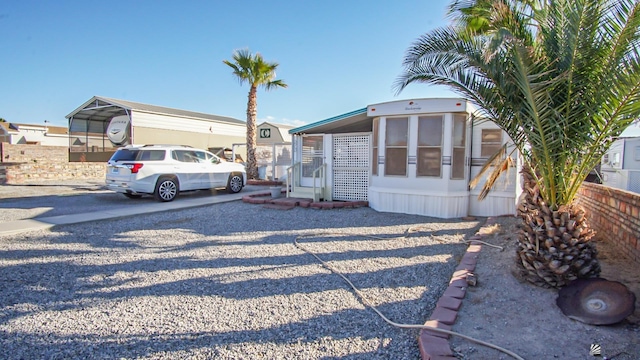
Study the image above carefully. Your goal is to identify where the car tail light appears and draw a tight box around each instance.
[124,163,144,174]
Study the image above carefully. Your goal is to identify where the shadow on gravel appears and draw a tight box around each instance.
[0,203,484,359]
[1,304,419,359]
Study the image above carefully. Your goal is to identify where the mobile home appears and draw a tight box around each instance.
[601,131,640,194]
[287,98,518,219]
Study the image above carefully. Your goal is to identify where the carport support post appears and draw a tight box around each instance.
[232,143,245,164]
[272,143,276,181]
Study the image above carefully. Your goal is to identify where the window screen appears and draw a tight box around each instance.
[385,118,408,176]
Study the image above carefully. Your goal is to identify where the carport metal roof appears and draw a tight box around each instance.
[289,108,371,135]
[66,96,245,125]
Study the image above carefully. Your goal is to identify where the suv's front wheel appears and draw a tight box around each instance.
[154,176,178,202]
[226,173,244,194]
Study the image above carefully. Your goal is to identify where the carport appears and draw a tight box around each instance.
[66,96,247,162]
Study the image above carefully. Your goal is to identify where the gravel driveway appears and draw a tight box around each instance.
[0,185,482,359]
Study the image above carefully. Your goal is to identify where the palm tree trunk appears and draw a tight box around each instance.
[245,85,258,180]
[515,165,601,288]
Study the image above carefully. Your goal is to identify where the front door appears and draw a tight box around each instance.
[300,135,324,187]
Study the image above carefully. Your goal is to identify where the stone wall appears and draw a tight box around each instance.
[576,182,640,264]
[0,143,105,184]
[1,143,69,163]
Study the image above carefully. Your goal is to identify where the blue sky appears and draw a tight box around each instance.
[0,0,458,128]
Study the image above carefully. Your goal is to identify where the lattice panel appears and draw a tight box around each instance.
[333,135,370,201]
[333,135,370,168]
[333,170,369,201]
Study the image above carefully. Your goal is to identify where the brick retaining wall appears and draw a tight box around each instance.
[576,182,640,264]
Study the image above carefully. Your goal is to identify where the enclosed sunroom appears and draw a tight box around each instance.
[287,98,518,219]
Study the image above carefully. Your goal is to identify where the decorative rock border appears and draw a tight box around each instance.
[247,179,284,186]
[419,216,499,360]
[241,190,368,209]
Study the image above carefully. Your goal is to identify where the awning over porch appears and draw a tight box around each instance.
[289,108,371,135]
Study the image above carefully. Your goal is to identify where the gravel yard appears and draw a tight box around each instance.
[0,198,482,359]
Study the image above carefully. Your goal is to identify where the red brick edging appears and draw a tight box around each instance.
[242,190,368,209]
[247,179,283,186]
[418,216,499,360]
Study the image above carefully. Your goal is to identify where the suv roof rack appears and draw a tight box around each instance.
[140,144,193,148]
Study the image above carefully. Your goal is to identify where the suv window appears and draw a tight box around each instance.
[193,151,209,162]
[110,149,166,162]
[172,150,205,163]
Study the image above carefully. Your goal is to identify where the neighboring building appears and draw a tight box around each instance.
[66,96,247,162]
[0,122,69,146]
[256,122,294,180]
[0,122,9,143]
[601,124,640,194]
[205,121,295,180]
[287,98,518,219]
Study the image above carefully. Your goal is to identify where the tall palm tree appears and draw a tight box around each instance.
[223,49,287,180]
[396,0,640,288]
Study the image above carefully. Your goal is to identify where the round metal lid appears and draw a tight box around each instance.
[556,278,636,325]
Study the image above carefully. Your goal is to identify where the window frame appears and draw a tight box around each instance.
[416,115,443,178]
[480,128,503,158]
[384,117,409,177]
[451,114,467,180]
[372,118,379,176]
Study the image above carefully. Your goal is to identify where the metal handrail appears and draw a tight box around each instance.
[286,163,300,198]
[287,162,326,202]
[311,163,326,202]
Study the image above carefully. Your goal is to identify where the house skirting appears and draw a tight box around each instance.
[368,187,516,219]
[468,191,516,217]
[368,187,470,219]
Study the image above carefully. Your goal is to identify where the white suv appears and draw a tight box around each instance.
[106,145,246,202]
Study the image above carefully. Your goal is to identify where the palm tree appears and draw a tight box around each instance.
[223,49,287,180]
[396,0,640,288]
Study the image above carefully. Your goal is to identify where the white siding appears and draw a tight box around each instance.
[622,138,640,171]
[131,111,245,137]
[602,140,625,171]
[468,191,516,217]
[369,187,469,218]
[367,98,469,117]
[468,119,517,217]
[9,130,68,146]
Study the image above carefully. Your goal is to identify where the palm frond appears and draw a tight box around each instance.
[398,0,640,209]
[469,143,517,200]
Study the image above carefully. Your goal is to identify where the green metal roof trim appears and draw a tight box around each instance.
[289,108,367,134]
[66,96,245,125]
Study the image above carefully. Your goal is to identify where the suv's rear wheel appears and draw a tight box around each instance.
[154,177,178,202]
[226,173,244,193]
